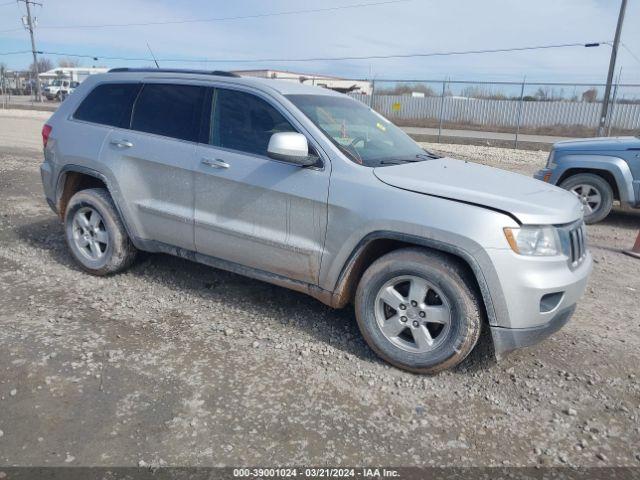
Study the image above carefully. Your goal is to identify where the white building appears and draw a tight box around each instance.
[231,69,373,95]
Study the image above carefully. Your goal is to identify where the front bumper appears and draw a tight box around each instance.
[483,238,592,357]
[534,168,560,184]
[486,246,592,330]
[490,304,576,357]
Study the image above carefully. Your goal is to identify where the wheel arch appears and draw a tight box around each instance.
[55,166,108,219]
[555,155,635,204]
[327,231,497,327]
[557,167,620,200]
[55,165,137,245]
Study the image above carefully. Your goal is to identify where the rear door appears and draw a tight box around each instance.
[65,82,140,167]
[101,82,206,251]
[193,87,330,284]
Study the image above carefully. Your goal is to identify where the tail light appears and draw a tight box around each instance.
[42,124,52,148]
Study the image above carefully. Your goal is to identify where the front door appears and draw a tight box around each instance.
[194,87,330,284]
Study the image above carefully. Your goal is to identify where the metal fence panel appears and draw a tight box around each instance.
[348,92,640,131]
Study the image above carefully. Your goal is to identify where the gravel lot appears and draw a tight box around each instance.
[0,110,639,468]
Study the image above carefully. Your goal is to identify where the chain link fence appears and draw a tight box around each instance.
[348,79,640,147]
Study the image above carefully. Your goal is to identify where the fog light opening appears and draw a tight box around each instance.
[540,292,564,313]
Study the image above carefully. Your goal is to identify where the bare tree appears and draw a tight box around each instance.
[380,83,436,96]
[533,87,565,101]
[29,57,53,74]
[461,86,507,100]
[534,87,551,101]
[581,88,598,103]
[58,57,81,68]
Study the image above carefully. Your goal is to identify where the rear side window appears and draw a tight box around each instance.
[210,88,296,156]
[73,83,140,128]
[131,84,206,142]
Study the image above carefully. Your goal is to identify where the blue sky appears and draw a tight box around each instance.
[1,0,639,85]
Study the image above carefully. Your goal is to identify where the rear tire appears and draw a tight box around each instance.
[354,248,482,374]
[559,173,613,224]
[64,188,137,275]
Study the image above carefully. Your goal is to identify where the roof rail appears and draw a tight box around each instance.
[108,68,240,77]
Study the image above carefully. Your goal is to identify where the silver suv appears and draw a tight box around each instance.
[40,69,592,373]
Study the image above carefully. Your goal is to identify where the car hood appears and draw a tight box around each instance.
[373,157,583,225]
[554,136,640,152]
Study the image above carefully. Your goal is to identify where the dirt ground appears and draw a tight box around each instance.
[0,110,639,468]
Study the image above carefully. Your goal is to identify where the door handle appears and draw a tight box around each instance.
[201,158,230,169]
[110,139,134,148]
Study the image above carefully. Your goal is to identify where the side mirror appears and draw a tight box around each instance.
[267,132,317,166]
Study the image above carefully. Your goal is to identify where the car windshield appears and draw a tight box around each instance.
[286,94,439,167]
[51,80,62,87]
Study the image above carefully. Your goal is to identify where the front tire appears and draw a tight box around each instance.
[354,248,482,374]
[64,188,137,275]
[559,173,613,224]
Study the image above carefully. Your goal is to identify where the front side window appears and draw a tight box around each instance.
[286,94,434,167]
[131,84,206,142]
[210,88,296,156]
[74,83,141,128]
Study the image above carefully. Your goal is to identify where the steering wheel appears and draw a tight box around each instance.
[349,136,367,148]
[341,136,366,164]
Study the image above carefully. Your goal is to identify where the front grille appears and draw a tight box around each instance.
[567,223,587,266]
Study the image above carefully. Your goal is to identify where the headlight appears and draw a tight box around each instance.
[503,226,561,256]
[546,149,557,169]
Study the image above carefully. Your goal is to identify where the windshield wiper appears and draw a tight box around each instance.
[379,158,421,165]
[333,142,362,164]
[416,151,441,160]
[380,152,440,165]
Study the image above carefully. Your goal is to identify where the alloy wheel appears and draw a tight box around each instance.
[570,184,602,214]
[71,206,109,261]
[374,275,452,353]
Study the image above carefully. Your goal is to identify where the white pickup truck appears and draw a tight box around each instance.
[43,79,80,101]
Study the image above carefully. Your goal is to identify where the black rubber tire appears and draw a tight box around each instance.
[559,173,614,224]
[64,188,137,276]
[354,248,482,374]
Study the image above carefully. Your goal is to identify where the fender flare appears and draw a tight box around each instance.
[55,164,140,247]
[556,155,635,204]
[329,230,506,329]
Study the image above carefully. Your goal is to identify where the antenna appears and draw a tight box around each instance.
[146,42,160,69]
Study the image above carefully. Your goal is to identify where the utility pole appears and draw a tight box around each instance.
[20,0,43,102]
[597,0,627,137]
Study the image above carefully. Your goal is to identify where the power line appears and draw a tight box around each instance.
[621,42,640,66]
[0,0,409,32]
[0,41,608,64]
[0,49,30,55]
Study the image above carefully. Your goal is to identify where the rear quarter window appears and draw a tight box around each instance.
[73,83,141,128]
